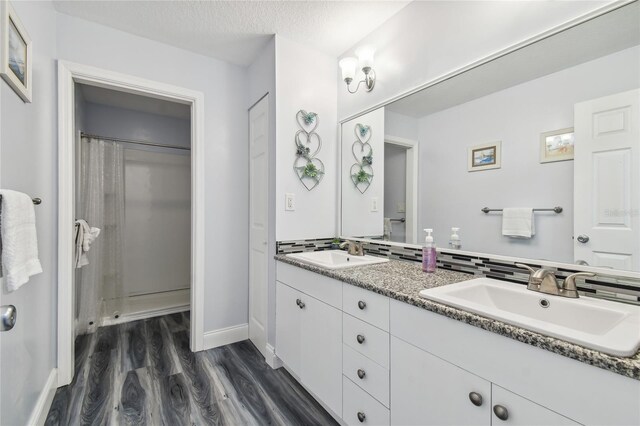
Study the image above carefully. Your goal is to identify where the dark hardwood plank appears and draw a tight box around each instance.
[79,348,116,425]
[157,373,192,425]
[145,317,182,379]
[120,320,147,373]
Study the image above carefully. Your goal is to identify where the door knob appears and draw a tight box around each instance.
[356,334,365,344]
[1,305,17,331]
[358,300,366,310]
[493,405,509,421]
[576,234,590,243]
[357,369,366,379]
[468,392,483,407]
[357,412,366,423]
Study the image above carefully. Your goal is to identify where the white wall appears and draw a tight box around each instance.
[418,46,640,262]
[341,108,385,237]
[275,35,338,242]
[83,102,191,148]
[385,109,418,141]
[337,1,611,120]
[0,2,58,425]
[247,37,278,347]
[56,13,249,333]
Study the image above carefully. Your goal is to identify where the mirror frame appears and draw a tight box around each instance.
[338,0,640,281]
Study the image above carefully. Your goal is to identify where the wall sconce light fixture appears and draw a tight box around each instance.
[339,46,376,94]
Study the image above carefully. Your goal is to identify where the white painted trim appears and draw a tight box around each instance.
[384,135,419,245]
[265,343,283,369]
[338,0,635,124]
[26,368,57,426]
[57,60,206,386]
[203,324,249,350]
[101,306,189,327]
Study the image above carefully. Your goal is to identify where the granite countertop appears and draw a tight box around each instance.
[275,254,640,381]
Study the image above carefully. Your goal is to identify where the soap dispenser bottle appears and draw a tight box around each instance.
[422,229,437,273]
[449,227,461,250]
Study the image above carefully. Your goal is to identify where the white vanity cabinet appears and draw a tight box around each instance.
[275,264,343,417]
[391,336,579,426]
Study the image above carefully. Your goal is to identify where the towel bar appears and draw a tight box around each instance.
[0,194,41,205]
[481,206,562,214]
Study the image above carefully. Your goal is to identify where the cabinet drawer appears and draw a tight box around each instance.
[343,313,389,368]
[343,344,389,407]
[491,385,579,426]
[343,376,390,426]
[277,262,342,308]
[343,284,389,331]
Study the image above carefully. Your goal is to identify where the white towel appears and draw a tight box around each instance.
[502,208,535,238]
[0,190,43,291]
[75,219,100,268]
[383,218,392,239]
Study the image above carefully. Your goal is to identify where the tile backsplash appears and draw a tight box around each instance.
[276,238,640,305]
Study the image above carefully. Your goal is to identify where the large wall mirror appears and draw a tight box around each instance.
[341,2,640,273]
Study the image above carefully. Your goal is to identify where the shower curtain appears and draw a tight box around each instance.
[77,137,125,331]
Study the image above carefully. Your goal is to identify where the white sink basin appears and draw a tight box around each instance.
[286,250,389,270]
[420,278,640,356]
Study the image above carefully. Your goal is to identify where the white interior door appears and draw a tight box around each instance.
[574,89,640,270]
[249,95,269,357]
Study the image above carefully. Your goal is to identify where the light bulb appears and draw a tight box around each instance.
[356,46,375,73]
[339,57,358,84]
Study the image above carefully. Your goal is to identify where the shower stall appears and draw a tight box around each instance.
[74,84,191,335]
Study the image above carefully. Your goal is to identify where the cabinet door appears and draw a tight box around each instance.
[491,385,579,426]
[391,336,491,426]
[275,282,302,377]
[301,294,343,416]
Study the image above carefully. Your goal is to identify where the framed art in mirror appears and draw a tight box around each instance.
[0,1,32,103]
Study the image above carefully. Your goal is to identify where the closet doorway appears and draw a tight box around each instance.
[58,62,205,387]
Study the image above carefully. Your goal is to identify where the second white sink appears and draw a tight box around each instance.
[420,277,640,356]
[286,250,389,270]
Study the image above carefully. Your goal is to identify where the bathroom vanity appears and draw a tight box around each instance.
[274,256,640,426]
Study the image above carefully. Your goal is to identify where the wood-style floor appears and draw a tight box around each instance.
[45,312,338,425]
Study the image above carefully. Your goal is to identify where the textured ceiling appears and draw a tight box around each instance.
[53,0,410,66]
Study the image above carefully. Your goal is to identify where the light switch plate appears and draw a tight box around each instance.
[285,193,296,211]
[371,197,379,212]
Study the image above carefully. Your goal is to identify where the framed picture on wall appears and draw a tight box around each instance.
[1,1,32,103]
[468,141,501,172]
[540,127,574,163]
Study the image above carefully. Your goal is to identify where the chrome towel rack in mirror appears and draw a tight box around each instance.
[0,194,41,205]
[481,206,562,214]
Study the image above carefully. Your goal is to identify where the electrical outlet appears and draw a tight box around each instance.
[371,197,379,212]
[285,193,296,211]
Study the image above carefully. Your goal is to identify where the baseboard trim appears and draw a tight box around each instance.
[265,343,283,369]
[101,304,189,326]
[203,323,248,350]
[27,368,58,426]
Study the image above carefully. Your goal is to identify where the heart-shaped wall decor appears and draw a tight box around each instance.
[294,157,325,191]
[294,110,324,191]
[295,130,322,160]
[352,140,373,164]
[350,164,374,194]
[296,110,318,135]
[355,123,371,143]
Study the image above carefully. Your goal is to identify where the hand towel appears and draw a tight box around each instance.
[502,208,535,238]
[383,218,392,239]
[0,190,43,291]
[75,219,100,268]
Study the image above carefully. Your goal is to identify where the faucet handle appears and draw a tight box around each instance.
[564,272,595,289]
[515,263,536,274]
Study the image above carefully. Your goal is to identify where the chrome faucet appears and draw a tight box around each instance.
[515,263,595,299]
[340,240,365,256]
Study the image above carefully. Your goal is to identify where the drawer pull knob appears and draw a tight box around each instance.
[356,334,365,344]
[357,412,366,423]
[296,299,305,309]
[493,405,509,421]
[298,301,305,309]
[358,300,367,310]
[468,392,483,407]
[357,369,366,379]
